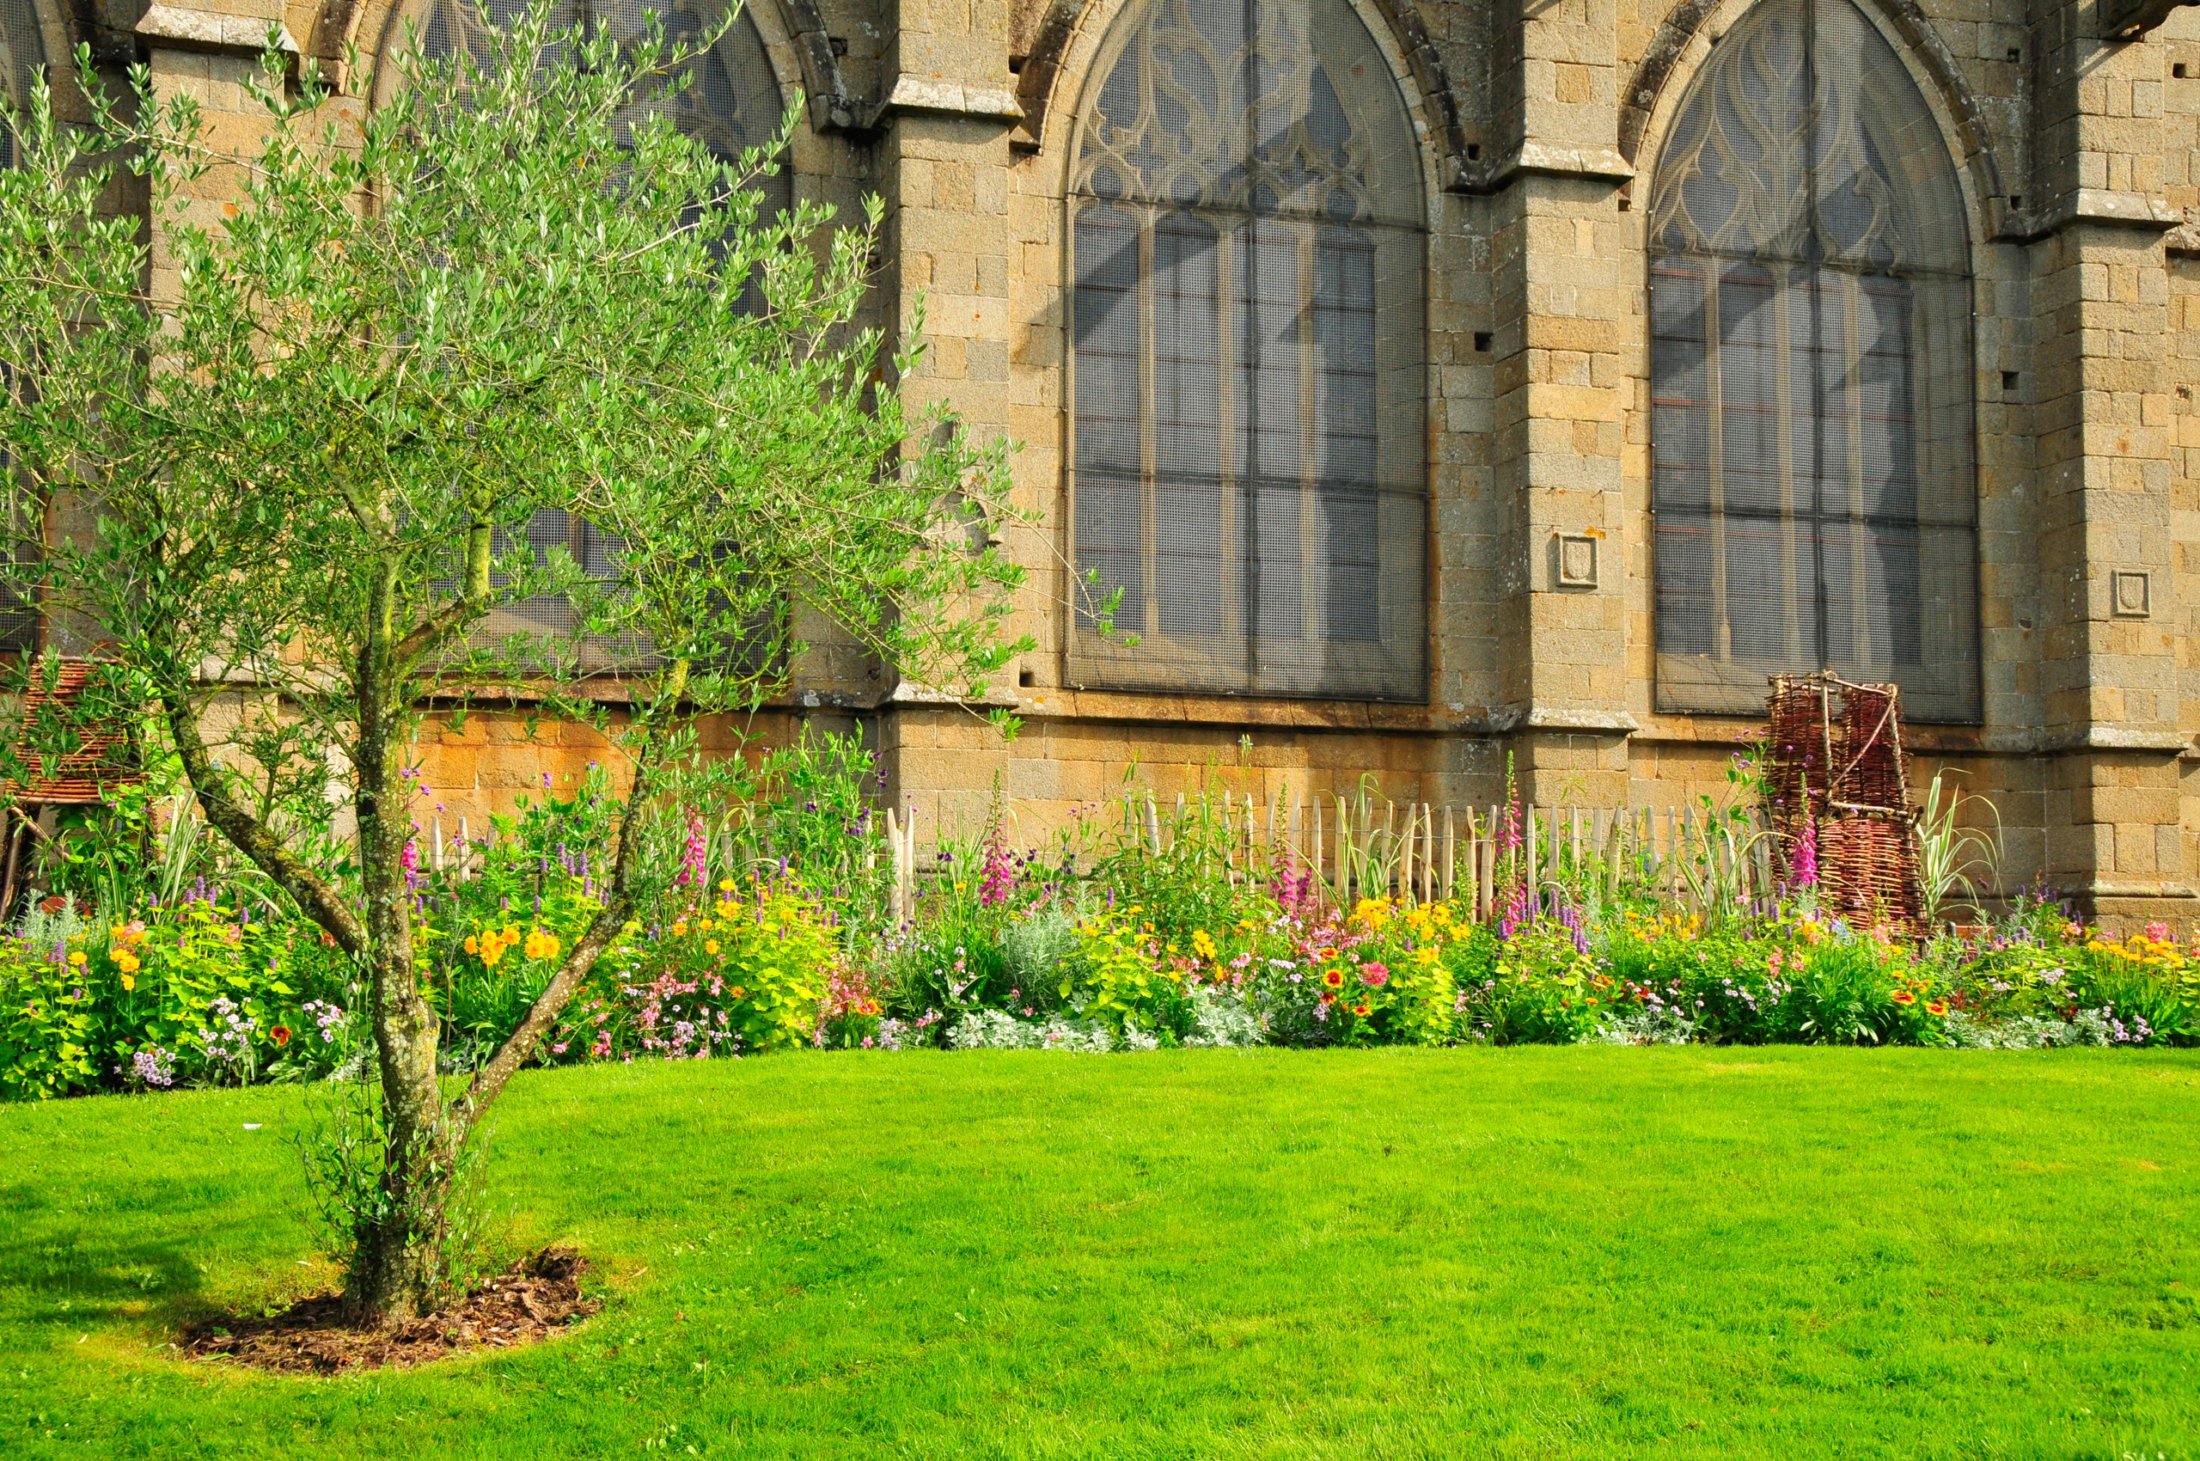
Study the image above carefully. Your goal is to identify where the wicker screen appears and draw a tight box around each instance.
[1066,0,1426,701]
[1647,0,1978,722]
[408,0,784,672]
[0,0,42,650]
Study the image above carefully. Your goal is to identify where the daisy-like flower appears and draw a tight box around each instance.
[1321,968,1346,990]
[1351,1002,1371,1018]
[1891,989,1917,1006]
[1925,999,1947,1016]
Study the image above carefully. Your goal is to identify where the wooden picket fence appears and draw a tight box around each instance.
[877,792,1781,924]
[421,792,1783,925]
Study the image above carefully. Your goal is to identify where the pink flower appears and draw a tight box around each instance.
[978,830,1017,907]
[1789,815,1818,890]
[677,816,709,888]
[1359,963,1389,987]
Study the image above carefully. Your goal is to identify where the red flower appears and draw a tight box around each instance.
[1351,1002,1371,1018]
[270,1025,293,1047]
[1890,989,1916,1006]
[1925,1000,1947,1017]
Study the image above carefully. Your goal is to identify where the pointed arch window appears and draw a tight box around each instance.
[1067,0,1426,700]
[403,0,786,670]
[1648,0,1977,720]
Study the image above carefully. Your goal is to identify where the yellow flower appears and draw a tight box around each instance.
[524,930,562,961]
[704,939,720,955]
[464,935,480,955]
[120,972,136,991]
[672,920,689,936]
[66,951,86,967]
[719,878,735,893]
[115,950,140,974]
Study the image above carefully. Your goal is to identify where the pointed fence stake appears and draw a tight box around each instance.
[1442,804,1456,903]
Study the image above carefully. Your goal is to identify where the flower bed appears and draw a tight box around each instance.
[5,750,2197,1100]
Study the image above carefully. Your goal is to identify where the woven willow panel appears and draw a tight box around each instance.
[1066,0,1427,701]
[1648,0,1978,722]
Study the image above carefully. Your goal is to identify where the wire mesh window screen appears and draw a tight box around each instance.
[407,0,786,202]
[407,0,784,673]
[1647,0,1977,722]
[1066,0,1427,701]
[0,0,39,171]
[0,1,43,650]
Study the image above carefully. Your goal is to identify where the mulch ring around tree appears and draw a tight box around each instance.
[179,1247,600,1374]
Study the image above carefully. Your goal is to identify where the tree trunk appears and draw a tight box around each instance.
[346,605,454,1328]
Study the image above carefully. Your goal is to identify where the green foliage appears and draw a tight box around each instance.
[0,942,98,1100]
[725,730,897,936]
[0,0,1026,1310]
[1915,769,2003,926]
[1060,912,1196,1040]
[572,876,839,1058]
[1472,922,1602,1045]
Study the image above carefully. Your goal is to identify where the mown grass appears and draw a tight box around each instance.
[3,1049,2197,1458]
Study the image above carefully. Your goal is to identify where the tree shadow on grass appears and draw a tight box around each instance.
[0,1180,278,1335]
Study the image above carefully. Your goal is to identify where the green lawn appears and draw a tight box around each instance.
[3,1051,2198,1458]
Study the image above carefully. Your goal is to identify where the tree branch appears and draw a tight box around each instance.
[453,657,690,1130]
[162,684,367,956]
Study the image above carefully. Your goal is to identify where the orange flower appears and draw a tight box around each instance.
[1890,989,1917,1006]
[1925,999,1947,1016]
[1321,968,1345,990]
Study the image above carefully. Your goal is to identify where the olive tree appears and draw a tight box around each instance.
[0,3,1024,1323]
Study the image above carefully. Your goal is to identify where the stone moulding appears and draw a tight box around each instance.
[2100,0,2197,42]
[863,75,1024,130]
[137,5,300,56]
[311,0,860,131]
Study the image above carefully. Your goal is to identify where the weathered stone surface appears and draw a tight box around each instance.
[63,0,2200,921]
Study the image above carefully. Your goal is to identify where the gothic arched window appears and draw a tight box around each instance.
[401,0,785,669]
[1067,0,1426,700]
[1649,0,1977,720]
